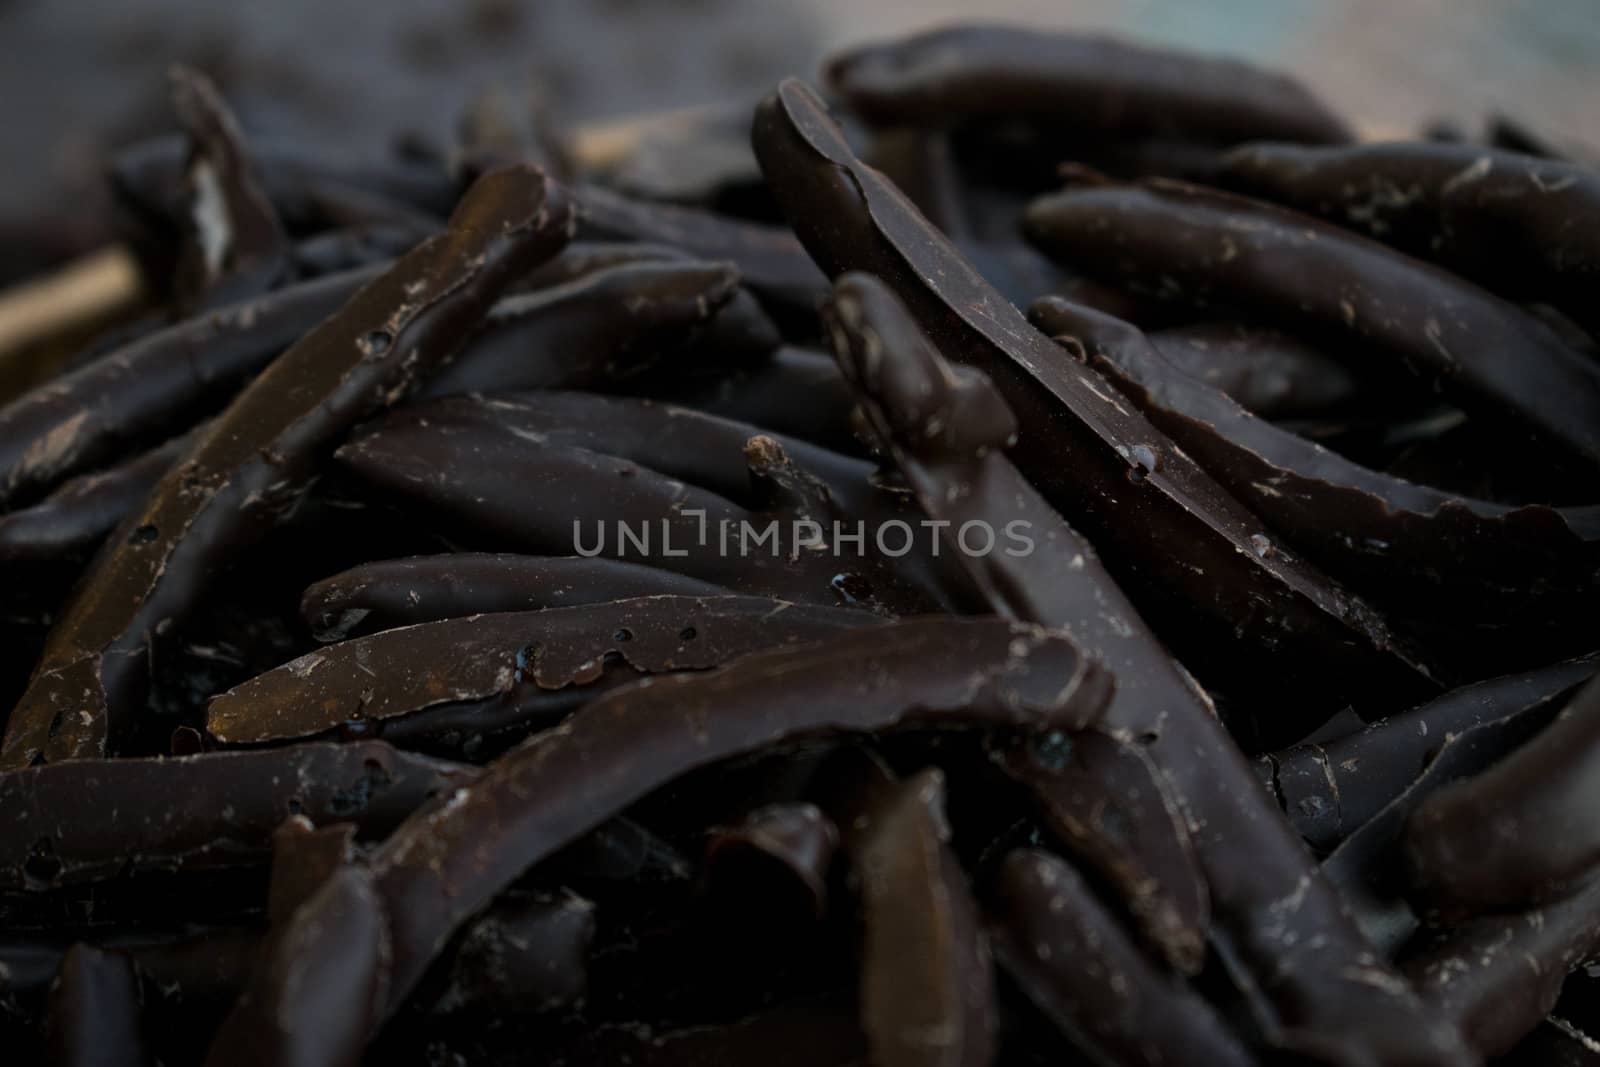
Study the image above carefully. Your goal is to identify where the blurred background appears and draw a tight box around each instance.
[2,0,1596,279]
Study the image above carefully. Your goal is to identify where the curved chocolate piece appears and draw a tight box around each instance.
[1146,322,1360,419]
[427,890,595,1017]
[227,617,1108,1036]
[704,802,839,921]
[0,427,194,564]
[202,865,388,1067]
[0,265,377,510]
[48,943,153,1067]
[575,182,828,311]
[3,165,574,768]
[1322,707,1563,955]
[301,553,728,642]
[1402,877,1600,1059]
[207,594,881,745]
[266,818,360,925]
[419,259,742,399]
[827,24,1351,145]
[168,66,290,313]
[1218,141,1600,336]
[1405,674,1600,920]
[1028,298,1600,657]
[821,272,1468,1061]
[0,741,475,891]
[986,849,1254,1067]
[1022,179,1600,474]
[1265,654,1600,851]
[754,79,1438,716]
[846,768,996,1067]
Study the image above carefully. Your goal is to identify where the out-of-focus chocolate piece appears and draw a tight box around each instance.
[0,741,475,890]
[2,165,574,768]
[1405,674,1600,920]
[820,272,1467,1061]
[0,265,377,510]
[704,802,838,921]
[266,818,359,925]
[1146,322,1360,419]
[1028,297,1600,668]
[1023,179,1600,474]
[754,79,1438,719]
[1264,654,1600,851]
[289,224,435,277]
[987,849,1254,1067]
[1218,141,1600,337]
[301,553,729,642]
[47,943,153,1067]
[207,594,882,745]
[167,66,291,313]
[219,617,1108,1046]
[1402,877,1600,1059]
[427,890,595,1017]
[827,24,1351,145]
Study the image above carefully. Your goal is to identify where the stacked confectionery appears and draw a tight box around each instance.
[1,22,1598,1067]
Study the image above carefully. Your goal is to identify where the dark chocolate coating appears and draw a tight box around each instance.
[48,943,154,1067]
[0,266,377,510]
[217,617,1108,1048]
[703,802,839,921]
[300,553,729,641]
[820,272,1466,1061]
[2,165,574,768]
[0,741,475,890]
[1218,140,1600,337]
[754,79,1438,719]
[827,23,1351,145]
[265,818,359,925]
[1022,179,1600,475]
[1264,654,1600,851]
[1028,297,1600,668]
[1146,322,1360,420]
[987,849,1254,1067]
[427,890,595,1017]
[1405,673,1600,920]
[207,594,882,745]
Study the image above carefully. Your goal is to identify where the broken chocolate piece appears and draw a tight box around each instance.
[704,802,838,921]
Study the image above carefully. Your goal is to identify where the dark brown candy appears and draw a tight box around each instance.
[0,265,377,510]
[754,79,1437,720]
[301,553,728,642]
[266,818,360,925]
[0,741,475,891]
[1405,673,1600,920]
[1022,179,1600,475]
[48,943,154,1067]
[1146,322,1360,420]
[419,258,743,399]
[427,890,595,1017]
[1264,654,1600,851]
[1218,140,1600,337]
[827,23,1351,145]
[703,802,839,921]
[1401,877,1600,1059]
[202,866,387,1067]
[1028,297,1600,669]
[820,272,1468,1061]
[207,594,881,745]
[223,618,1108,1044]
[986,849,1254,1067]
[167,66,291,313]
[3,165,574,768]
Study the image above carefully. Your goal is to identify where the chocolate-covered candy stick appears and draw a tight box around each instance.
[1401,877,1600,1059]
[0,741,476,890]
[2,165,574,768]
[987,849,1254,1067]
[1146,322,1361,420]
[1023,179,1600,474]
[828,23,1351,146]
[207,595,881,746]
[266,818,360,924]
[1028,298,1600,666]
[754,79,1437,721]
[1405,673,1600,920]
[821,273,1470,1061]
[48,944,154,1067]
[0,266,378,510]
[301,554,728,642]
[703,802,839,922]
[209,616,1109,1060]
[1263,654,1600,851]
[167,66,291,314]
[1218,141,1600,337]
